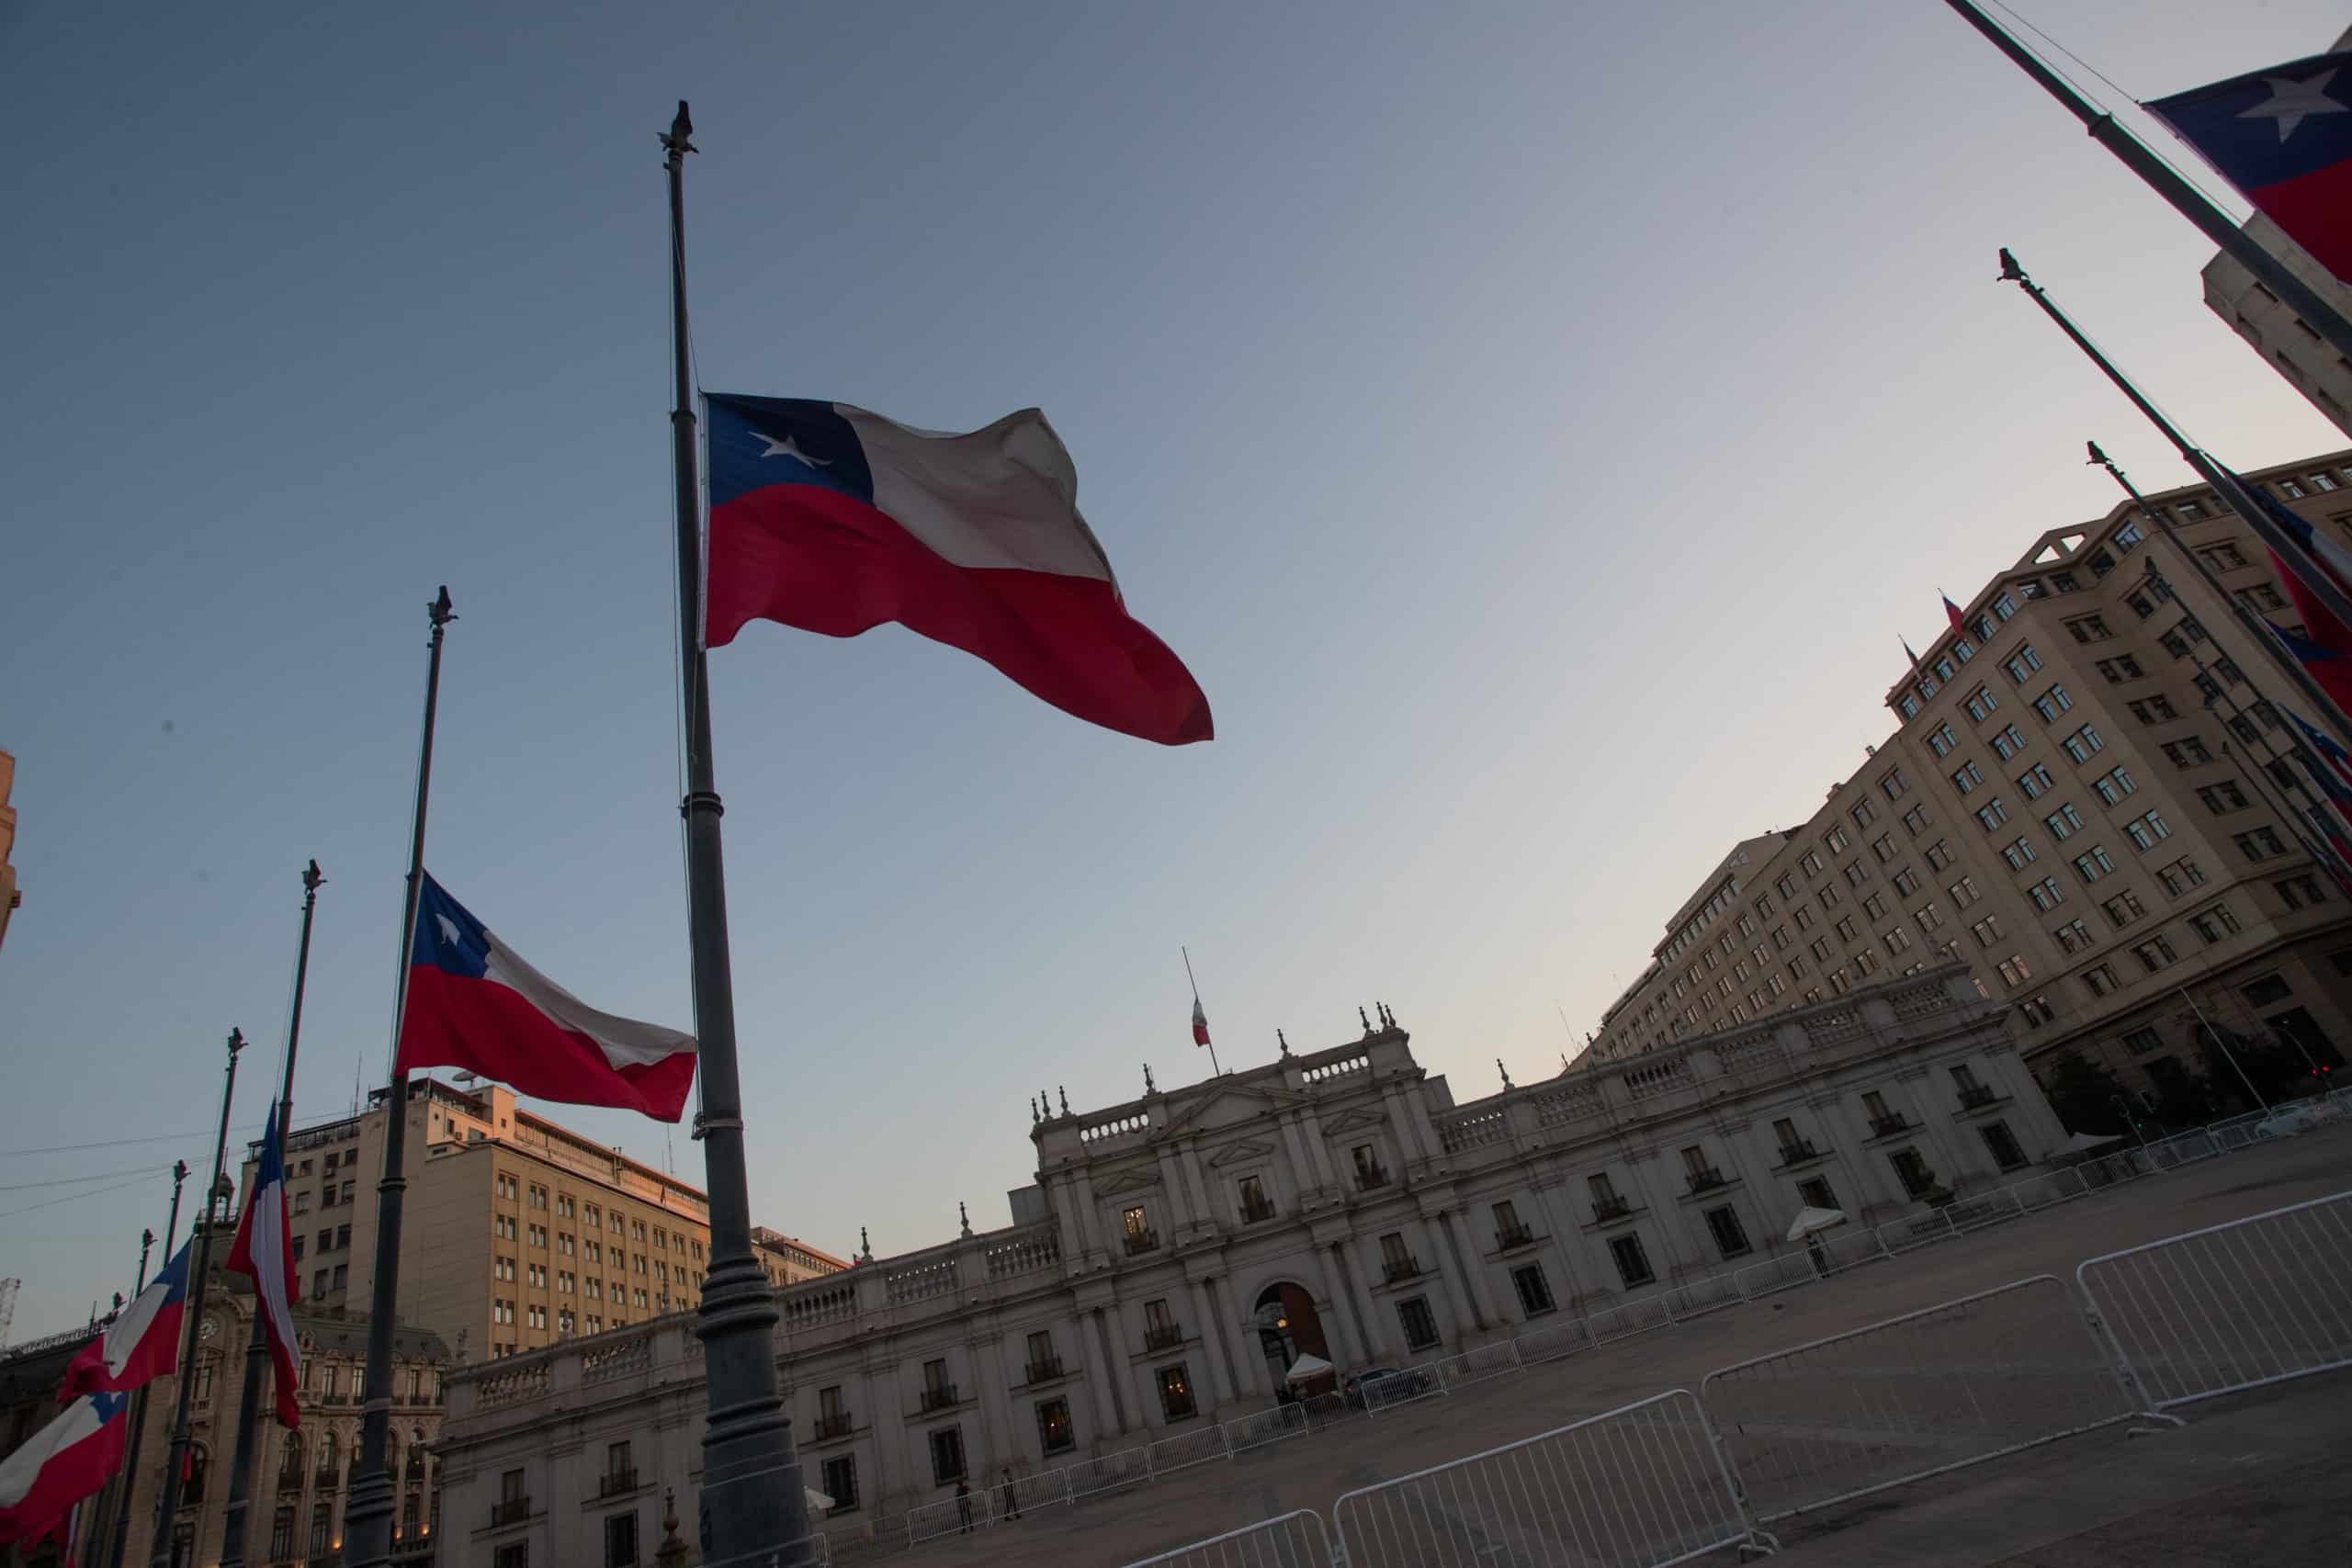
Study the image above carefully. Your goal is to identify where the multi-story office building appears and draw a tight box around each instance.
[239,1076,835,1365]
[1586,451,2352,1112]
[434,982,2060,1557]
[752,1227,853,1288]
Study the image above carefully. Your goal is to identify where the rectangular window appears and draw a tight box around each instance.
[2188,903,2242,942]
[929,1427,967,1485]
[1979,1122,2028,1171]
[1861,891,1887,920]
[2042,802,2084,840]
[2053,918,2095,953]
[2015,762,2053,799]
[1915,899,1945,932]
[1892,866,1920,897]
[1156,1364,1196,1421]
[1969,913,2003,947]
[1871,833,1896,864]
[1510,1263,1556,1317]
[1880,766,1911,799]
[1990,723,2027,760]
[1843,861,1871,888]
[605,1512,639,1568]
[1924,839,1954,871]
[2157,856,2207,897]
[2003,646,2043,684]
[2064,614,2113,644]
[2100,887,2147,929]
[1800,850,1824,877]
[1607,1234,1655,1289]
[2097,654,2147,683]
[2124,810,2171,851]
[2031,685,2075,723]
[2131,933,2179,972]
[2000,835,2037,871]
[1950,760,1983,795]
[2063,725,2107,763]
[1035,1396,1075,1455]
[1928,722,1958,758]
[1974,799,2010,832]
[1890,1147,1937,1199]
[1702,1206,1750,1258]
[1949,874,1981,908]
[1883,922,1913,955]
[2197,782,2251,814]
[2073,845,2115,884]
[2278,873,2331,909]
[2027,874,2064,912]
[1996,953,2032,987]
[820,1454,860,1512]
[1396,1296,1441,1351]
[1965,686,2000,721]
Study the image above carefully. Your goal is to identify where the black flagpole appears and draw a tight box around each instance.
[345,591,455,1568]
[219,859,325,1568]
[1941,0,2352,369]
[661,101,813,1567]
[147,1031,245,1568]
[103,1168,181,1568]
[1996,250,2352,643]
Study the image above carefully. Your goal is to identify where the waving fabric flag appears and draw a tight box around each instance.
[395,874,698,1122]
[703,394,1213,748]
[1941,593,1966,634]
[1192,997,1211,1048]
[2208,463,2352,719]
[226,1104,302,1428]
[0,1393,129,1548]
[2149,53,2352,283]
[58,1241,189,1403]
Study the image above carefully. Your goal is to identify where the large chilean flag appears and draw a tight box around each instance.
[394,874,697,1122]
[2149,53,2352,284]
[58,1240,190,1403]
[225,1104,303,1428]
[0,1392,130,1548]
[703,394,1213,747]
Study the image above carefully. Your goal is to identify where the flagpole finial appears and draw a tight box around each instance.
[1057,1086,1069,1116]
[1498,1058,1513,1091]
[859,1225,871,1261]
[1997,246,2026,283]
[2086,440,2109,467]
[1359,1006,1372,1034]
[303,858,326,894]
[1277,1028,1290,1056]
[661,101,695,164]
[1142,1063,1155,1095]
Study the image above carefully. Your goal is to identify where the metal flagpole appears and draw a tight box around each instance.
[345,591,455,1568]
[219,860,326,1568]
[660,101,811,1567]
[86,1224,156,1568]
[1996,250,2352,643]
[1941,0,2352,367]
[1182,946,1220,1076]
[2088,444,2352,749]
[148,1031,246,1568]
[107,1164,186,1568]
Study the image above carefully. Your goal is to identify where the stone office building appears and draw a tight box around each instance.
[435,966,2060,1562]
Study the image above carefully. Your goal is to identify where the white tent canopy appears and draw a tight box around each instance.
[1283,1352,1334,1384]
[1786,1206,1849,1243]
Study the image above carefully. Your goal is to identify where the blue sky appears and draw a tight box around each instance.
[1,1,2344,1338]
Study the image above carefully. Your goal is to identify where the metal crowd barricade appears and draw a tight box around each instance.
[1296,1390,1354,1430]
[1511,1316,1593,1364]
[1699,1274,2134,1522]
[1116,1509,1338,1568]
[1331,1388,1774,1568]
[1221,1402,1308,1454]
[905,1488,996,1546]
[1147,1422,1234,1475]
[2075,1188,2352,1413]
[1362,1361,1445,1416]
[1435,1339,1522,1391]
[1661,1269,1746,1320]
[1584,1292,1675,1346]
[1065,1443,1154,1500]
[1874,1208,1958,1256]
[1007,1466,1077,1516]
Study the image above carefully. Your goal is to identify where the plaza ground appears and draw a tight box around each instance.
[850,1122,2352,1566]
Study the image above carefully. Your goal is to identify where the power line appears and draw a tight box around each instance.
[0,1122,268,1159]
[0,1164,178,1193]
[0,1174,156,1223]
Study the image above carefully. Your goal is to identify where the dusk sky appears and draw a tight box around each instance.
[2,1,2344,1338]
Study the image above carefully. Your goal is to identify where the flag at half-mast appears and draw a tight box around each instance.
[0,1392,129,1549]
[701,395,1213,748]
[395,874,698,1122]
[2207,462,2352,719]
[1193,997,1211,1048]
[1941,592,1967,634]
[57,1240,191,1402]
[2148,53,2352,284]
[226,1103,302,1428]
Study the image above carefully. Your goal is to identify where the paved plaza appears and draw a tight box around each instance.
[861,1123,2352,1567]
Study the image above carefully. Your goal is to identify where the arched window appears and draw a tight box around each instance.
[279,1432,303,1483]
[182,1444,209,1505]
[319,1429,339,1477]
[406,1428,427,1481]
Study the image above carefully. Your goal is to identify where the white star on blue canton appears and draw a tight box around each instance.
[2238,68,2348,143]
[752,430,831,468]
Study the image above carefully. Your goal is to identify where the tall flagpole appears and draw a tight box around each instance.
[1996,250,2352,643]
[1183,945,1220,1076]
[345,590,455,1568]
[101,1180,177,1568]
[219,859,325,1568]
[661,101,812,1567]
[148,1032,245,1568]
[1940,0,2352,368]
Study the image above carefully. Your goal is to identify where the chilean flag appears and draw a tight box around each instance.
[2150,54,2352,285]
[1941,592,1966,635]
[2211,462,2352,719]
[1192,997,1211,1048]
[704,395,1213,748]
[395,874,697,1122]
[0,1393,129,1549]
[58,1240,189,1403]
[225,1104,302,1429]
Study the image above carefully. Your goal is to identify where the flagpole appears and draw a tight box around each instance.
[1996,250,2352,639]
[661,100,811,1568]
[1940,0,2352,368]
[105,1165,185,1568]
[1182,945,1220,1076]
[219,859,325,1568]
[147,1030,245,1568]
[345,591,455,1568]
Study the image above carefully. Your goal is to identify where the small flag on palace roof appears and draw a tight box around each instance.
[2148,53,2352,284]
[702,395,1212,747]
[1193,997,1211,1048]
[395,874,698,1122]
[1901,635,1921,666]
[0,1392,129,1548]
[226,1103,303,1428]
[58,1240,190,1403]
[1940,592,1966,634]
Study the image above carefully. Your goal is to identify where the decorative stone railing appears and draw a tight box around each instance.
[1623,1058,1690,1100]
[473,1361,550,1409]
[1077,1111,1152,1145]
[781,1280,857,1330]
[1435,1107,1509,1154]
[1889,980,1953,1022]
[581,1331,653,1385]
[1530,1082,1603,1128]
[883,1255,958,1305]
[1804,1005,1869,1047]
[983,1224,1061,1280]
[1717,1032,1789,1076]
[1300,1051,1370,1084]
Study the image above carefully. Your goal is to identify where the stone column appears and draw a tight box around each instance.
[1069,1169,1106,1258]
[1276,1117,1315,1203]
[1381,1086,1428,1168]
[1296,1108,1341,1190]
[1818,1097,1903,1216]
[1300,1247,1363,1366]
[1081,1310,1123,1439]
[971,1332,1010,1472]
[1187,1279,1235,1408]
[1334,1238,1393,1360]
[865,1357,907,1506]
[1620,1155,1704,1274]
[1440,1209,1500,1329]
[1154,1149,1193,1232]
[1214,1276,1267,1398]
[1180,1144,1215,1229]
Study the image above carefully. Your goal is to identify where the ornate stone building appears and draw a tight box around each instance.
[435,966,2061,1563]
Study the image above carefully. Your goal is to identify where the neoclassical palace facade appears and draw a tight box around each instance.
[435,964,2064,1562]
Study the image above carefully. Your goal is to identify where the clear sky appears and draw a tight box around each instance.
[2,1,2345,1339]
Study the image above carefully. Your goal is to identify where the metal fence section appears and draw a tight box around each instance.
[2076,1188,2352,1412]
[1066,1444,1154,1500]
[1362,1362,1445,1416]
[1584,1292,1676,1346]
[1296,1390,1353,1430]
[1331,1389,1773,1568]
[905,1489,995,1546]
[1008,1466,1077,1515]
[1222,1402,1308,1454]
[1510,1316,1592,1365]
[1435,1340,1522,1391]
[1148,1422,1234,1475]
[1700,1274,2133,1522]
[1116,1510,1337,1568]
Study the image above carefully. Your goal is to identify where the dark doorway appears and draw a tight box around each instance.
[1254,1281,1332,1398]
